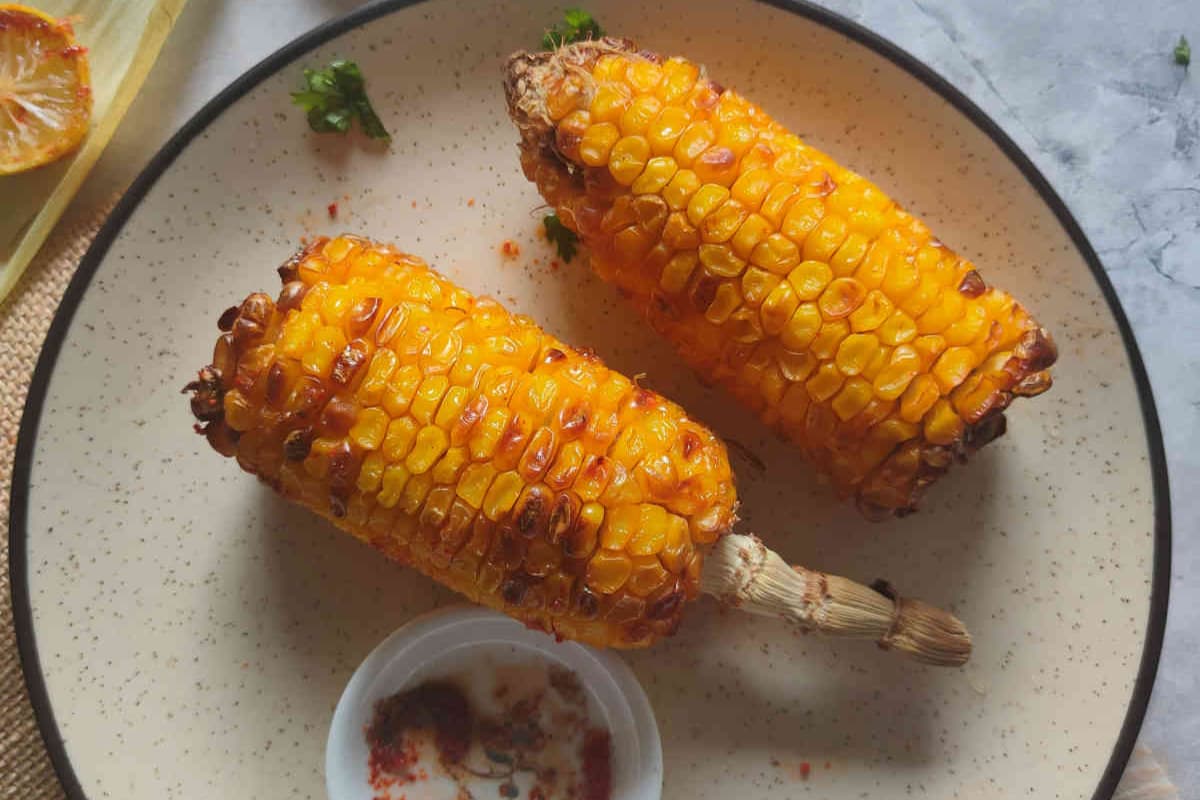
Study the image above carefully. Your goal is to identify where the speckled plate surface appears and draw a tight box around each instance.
[11,1,1168,799]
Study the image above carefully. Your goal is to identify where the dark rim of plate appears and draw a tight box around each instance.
[8,1,1171,798]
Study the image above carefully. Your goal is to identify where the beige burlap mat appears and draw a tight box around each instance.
[0,200,1177,799]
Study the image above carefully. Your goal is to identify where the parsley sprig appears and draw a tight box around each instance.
[1175,35,1191,68]
[541,8,604,50]
[291,60,390,141]
[543,214,579,262]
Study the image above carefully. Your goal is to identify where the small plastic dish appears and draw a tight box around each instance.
[326,605,663,800]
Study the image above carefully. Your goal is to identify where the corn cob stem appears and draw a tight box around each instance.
[700,534,970,666]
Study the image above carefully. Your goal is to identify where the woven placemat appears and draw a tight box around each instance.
[0,201,1176,799]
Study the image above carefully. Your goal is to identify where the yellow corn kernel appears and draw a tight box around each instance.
[646,106,690,155]
[409,375,449,425]
[631,156,678,195]
[730,213,773,260]
[932,346,977,393]
[780,197,825,244]
[661,213,700,252]
[810,319,850,360]
[730,168,774,212]
[627,556,670,597]
[802,214,848,263]
[805,361,844,402]
[748,232,800,276]
[356,349,399,406]
[741,267,780,307]
[835,333,880,376]
[704,281,742,324]
[673,120,716,167]
[662,168,701,210]
[699,243,747,278]
[320,285,353,326]
[613,226,654,264]
[349,406,389,451]
[726,307,765,344]
[832,377,874,421]
[382,416,419,462]
[944,302,988,346]
[660,251,699,294]
[405,426,449,474]
[620,95,663,136]
[399,472,433,516]
[880,250,919,298]
[924,399,964,445]
[627,59,663,92]
[432,446,469,485]
[564,501,605,558]
[555,110,591,161]
[899,374,940,422]
[877,309,918,345]
[658,58,698,103]
[382,364,422,417]
[469,406,510,461]
[849,289,893,333]
[860,418,918,468]
[609,135,651,186]
[913,334,948,369]
[686,183,730,227]
[700,199,749,243]
[600,504,640,550]
[787,259,833,301]
[872,344,921,400]
[590,82,631,123]
[779,301,822,350]
[586,550,633,594]
[759,280,800,335]
[278,310,320,358]
[302,326,347,377]
[899,275,941,317]
[456,462,496,508]
[357,451,386,493]
[482,470,524,521]
[433,385,470,431]
[759,182,800,227]
[917,289,965,334]
[771,147,811,179]
[692,144,739,186]
[592,54,627,83]
[715,119,755,156]
[818,276,867,320]
[832,232,872,278]
[579,122,621,167]
[377,463,411,509]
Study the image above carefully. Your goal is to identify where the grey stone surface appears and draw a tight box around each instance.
[71,0,1197,793]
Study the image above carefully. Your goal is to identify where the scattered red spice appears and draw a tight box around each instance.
[500,240,520,258]
[57,43,86,59]
[327,202,339,219]
[411,200,417,208]
[824,760,831,770]
[580,728,612,800]
[799,761,811,780]
[365,681,472,796]
[467,198,476,207]
[549,260,560,272]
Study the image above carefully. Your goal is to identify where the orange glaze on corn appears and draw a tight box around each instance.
[187,236,736,647]
[505,39,1057,518]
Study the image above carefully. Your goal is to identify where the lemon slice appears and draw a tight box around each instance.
[0,4,92,175]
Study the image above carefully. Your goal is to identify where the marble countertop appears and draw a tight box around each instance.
[69,0,1198,794]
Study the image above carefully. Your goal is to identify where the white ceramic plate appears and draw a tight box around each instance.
[12,2,1168,799]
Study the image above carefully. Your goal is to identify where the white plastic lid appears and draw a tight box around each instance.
[326,605,662,800]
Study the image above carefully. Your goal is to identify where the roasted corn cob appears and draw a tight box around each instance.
[186,236,970,664]
[505,40,1057,518]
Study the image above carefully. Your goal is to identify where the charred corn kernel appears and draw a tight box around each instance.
[810,319,850,360]
[516,45,1056,516]
[835,333,880,376]
[806,361,844,402]
[349,406,389,450]
[832,377,873,421]
[632,156,678,195]
[780,302,822,350]
[899,374,940,422]
[877,309,918,345]
[686,184,730,227]
[626,556,669,597]
[579,122,621,166]
[873,345,921,400]
[662,168,701,210]
[610,136,651,185]
[587,550,633,594]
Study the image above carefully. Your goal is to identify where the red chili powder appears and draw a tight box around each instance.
[580,728,612,800]
[365,681,472,785]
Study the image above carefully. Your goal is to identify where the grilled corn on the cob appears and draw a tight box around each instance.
[188,235,736,648]
[505,39,1057,518]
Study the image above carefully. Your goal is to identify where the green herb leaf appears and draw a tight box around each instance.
[543,213,579,262]
[541,8,604,50]
[290,59,391,141]
[1175,35,1191,68]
